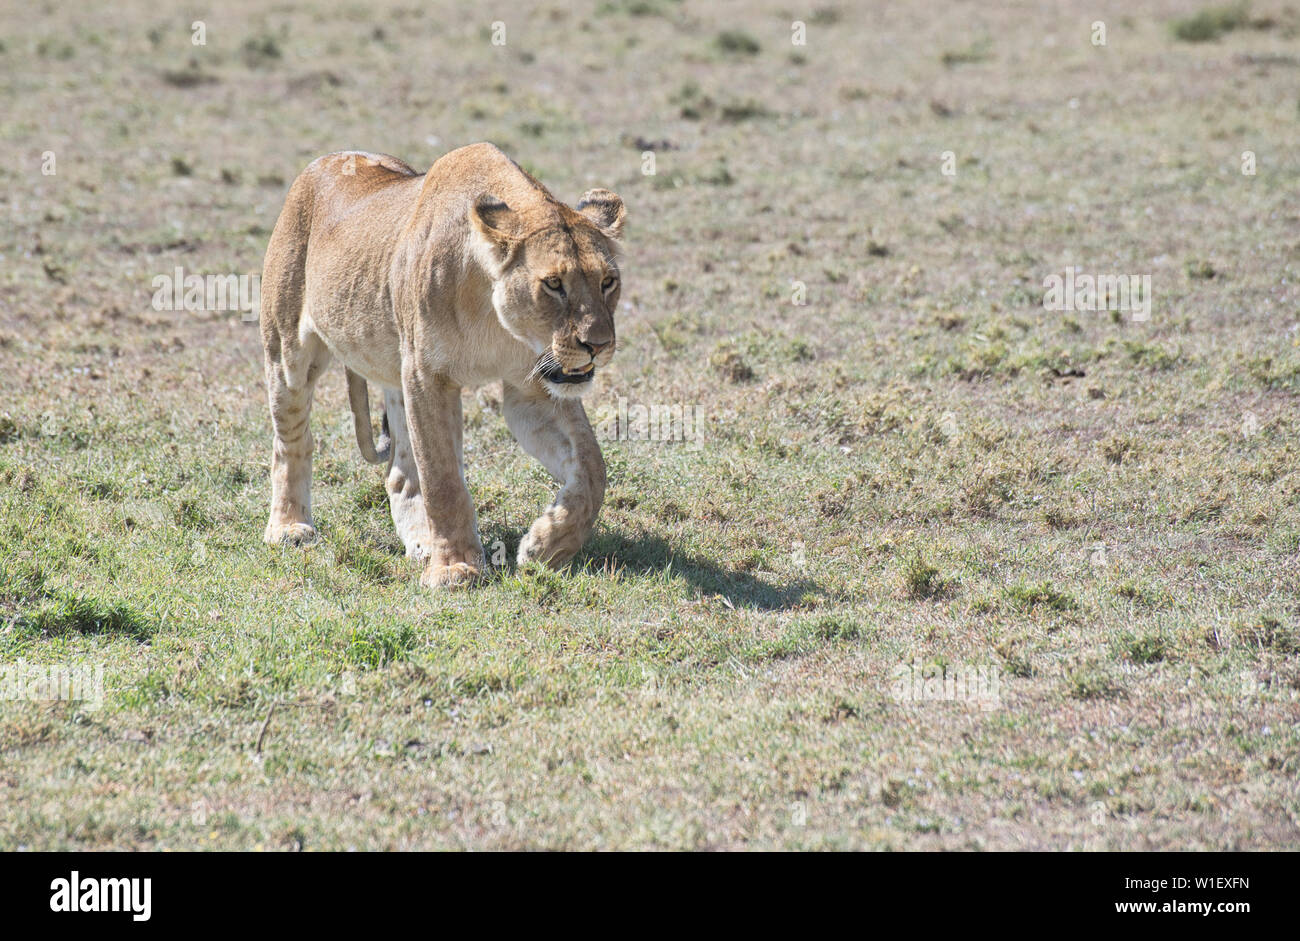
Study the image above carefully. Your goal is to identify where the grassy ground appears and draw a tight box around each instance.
[1,0,1299,849]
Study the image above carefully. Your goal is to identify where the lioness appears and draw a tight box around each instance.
[259,143,625,588]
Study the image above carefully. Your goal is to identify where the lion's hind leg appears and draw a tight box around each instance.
[262,325,330,547]
[259,169,335,548]
[381,388,436,561]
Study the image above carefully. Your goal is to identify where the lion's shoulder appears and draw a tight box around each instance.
[304,151,421,187]
[420,143,563,221]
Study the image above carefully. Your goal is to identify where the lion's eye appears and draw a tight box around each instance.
[542,276,564,293]
[601,275,618,292]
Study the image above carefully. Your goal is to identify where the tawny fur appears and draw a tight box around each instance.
[259,142,625,588]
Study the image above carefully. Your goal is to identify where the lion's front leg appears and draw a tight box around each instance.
[401,363,484,589]
[503,382,607,569]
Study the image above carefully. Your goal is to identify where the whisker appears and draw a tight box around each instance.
[528,349,558,383]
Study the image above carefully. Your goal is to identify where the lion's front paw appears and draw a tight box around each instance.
[264,521,319,547]
[517,520,583,569]
[420,560,483,589]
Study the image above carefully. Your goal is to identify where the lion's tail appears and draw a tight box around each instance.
[346,368,391,465]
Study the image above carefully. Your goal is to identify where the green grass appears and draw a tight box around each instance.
[940,40,994,67]
[714,30,761,56]
[1171,4,1252,42]
[902,555,945,600]
[12,593,154,641]
[0,0,1297,850]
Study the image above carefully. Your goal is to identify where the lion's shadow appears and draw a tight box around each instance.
[570,528,820,612]
[364,519,824,612]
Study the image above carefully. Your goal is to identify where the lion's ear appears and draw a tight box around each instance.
[576,188,626,240]
[469,194,518,268]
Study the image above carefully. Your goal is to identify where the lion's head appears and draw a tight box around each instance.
[470,188,625,398]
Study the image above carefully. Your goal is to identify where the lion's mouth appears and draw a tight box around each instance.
[541,361,595,385]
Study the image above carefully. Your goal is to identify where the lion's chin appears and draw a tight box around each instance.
[543,375,595,399]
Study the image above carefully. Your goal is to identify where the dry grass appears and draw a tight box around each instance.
[0,0,1298,849]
